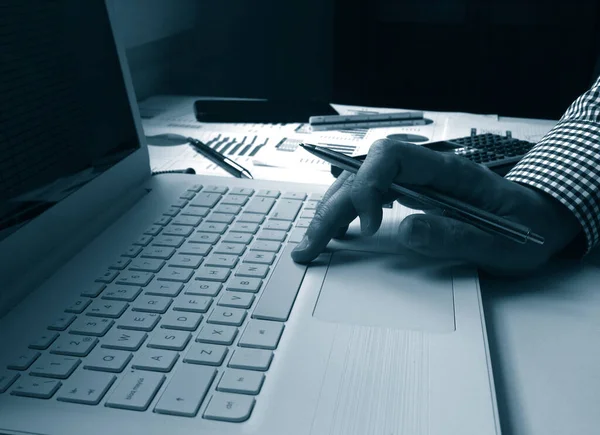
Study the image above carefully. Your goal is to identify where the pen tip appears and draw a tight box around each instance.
[300,143,314,150]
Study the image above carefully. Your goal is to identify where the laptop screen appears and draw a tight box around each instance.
[0,0,140,241]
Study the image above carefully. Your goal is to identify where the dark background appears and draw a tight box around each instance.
[117,0,600,120]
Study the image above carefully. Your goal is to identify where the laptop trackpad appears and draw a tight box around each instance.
[313,250,456,332]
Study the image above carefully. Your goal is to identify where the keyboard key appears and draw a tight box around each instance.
[207,307,246,326]
[256,189,279,198]
[252,244,307,321]
[106,370,165,410]
[86,300,128,318]
[203,185,228,194]
[171,215,202,226]
[101,285,142,302]
[155,216,172,226]
[162,207,180,217]
[239,320,284,350]
[190,192,221,208]
[197,222,228,234]
[160,311,202,331]
[145,281,183,297]
[116,271,154,286]
[162,225,194,237]
[30,355,80,379]
[237,213,264,224]
[282,191,307,200]
[80,283,106,298]
[222,194,249,206]
[70,317,114,336]
[172,296,212,313]
[184,343,228,366]
[203,392,254,422]
[257,229,287,242]
[300,210,315,219]
[206,213,235,224]
[141,246,175,260]
[170,198,188,208]
[228,348,273,371]
[289,228,307,243]
[246,197,275,215]
[95,270,118,283]
[144,225,162,236]
[304,200,319,210]
[152,235,184,248]
[168,254,203,269]
[109,257,132,270]
[156,267,194,283]
[50,335,98,357]
[195,267,231,282]
[57,371,116,405]
[205,254,238,268]
[118,312,160,331]
[84,348,132,372]
[214,204,241,214]
[129,258,165,273]
[148,330,191,351]
[179,241,212,256]
[196,325,238,345]
[230,222,259,234]
[264,220,291,231]
[227,277,262,293]
[182,206,209,217]
[188,183,203,192]
[294,218,311,228]
[29,332,59,350]
[243,251,275,265]
[7,350,40,370]
[185,281,222,296]
[65,298,92,314]
[230,187,254,196]
[102,329,147,351]
[154,364,217,417]
[250,241,281,252]
[223,233,253,244]
[236,264,269,278]
[132,349,178,372]
[214,242,246,255]
[270,199,302,221]
[11,377,61,399]
[218,292,254,309]
[309,193,324,201]
[48,314,76,331]
[133,235,153,246]
[131,295,172,314]
[122,245,142,258]
[190,232,220,245]
[0,370,19,393]
[217,369,264,395]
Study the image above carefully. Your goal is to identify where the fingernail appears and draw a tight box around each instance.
[410,218,430,248]
[294,236,309,252]
[360,215,371,233]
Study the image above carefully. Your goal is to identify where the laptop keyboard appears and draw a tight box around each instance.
[0,184,321,422]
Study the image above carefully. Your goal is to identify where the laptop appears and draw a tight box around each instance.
[0,2,501,434]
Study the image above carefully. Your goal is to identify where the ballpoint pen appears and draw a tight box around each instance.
[300,143,544,245]
[187,136,253,179]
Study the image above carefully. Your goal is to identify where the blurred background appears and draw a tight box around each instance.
[107,0,600,120]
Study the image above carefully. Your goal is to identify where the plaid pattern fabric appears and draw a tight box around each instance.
[506,76,600,253]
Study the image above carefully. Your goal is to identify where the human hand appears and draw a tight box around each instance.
[291,139,582,275]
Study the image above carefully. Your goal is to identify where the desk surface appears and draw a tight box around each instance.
[141,95,596,435]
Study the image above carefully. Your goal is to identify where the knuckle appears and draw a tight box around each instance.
[369,138,398,156]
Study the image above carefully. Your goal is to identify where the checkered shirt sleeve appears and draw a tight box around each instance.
[506,75,600,253]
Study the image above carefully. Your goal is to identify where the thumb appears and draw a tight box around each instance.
[398,214,497,263]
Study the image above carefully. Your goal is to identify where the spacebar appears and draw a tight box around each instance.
[252,244,308,321]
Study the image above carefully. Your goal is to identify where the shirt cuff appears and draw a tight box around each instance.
[505,119,600,254]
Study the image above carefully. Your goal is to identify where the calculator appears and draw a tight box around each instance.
[422,133,535,176]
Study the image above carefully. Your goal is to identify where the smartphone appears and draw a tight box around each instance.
[193,99,339,123]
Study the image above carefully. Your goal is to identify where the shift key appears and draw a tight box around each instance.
[154,364,216,417]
